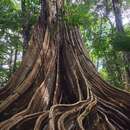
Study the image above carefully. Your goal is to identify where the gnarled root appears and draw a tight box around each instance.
[0,21,130,130]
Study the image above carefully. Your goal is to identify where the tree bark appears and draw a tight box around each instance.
[0,0,130,130]
[21,0,31,56]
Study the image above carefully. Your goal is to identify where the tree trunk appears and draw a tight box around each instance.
[13,47,18,73]
[8,48,13,77]
[0,0,130,130]
[21,0,31,56]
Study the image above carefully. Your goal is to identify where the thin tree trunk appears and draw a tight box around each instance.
[13,47,18,73]
[8,48,13,77]
[21,0,31,56]
[112,0,124,32]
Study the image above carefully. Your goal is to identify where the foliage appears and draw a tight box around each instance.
[0,67,9,86]
[112,29,130,51]
[64,1,127,88]
[64,4,92,25]
[0,0,40,87]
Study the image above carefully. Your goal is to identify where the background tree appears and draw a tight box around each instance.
[112,0,130,90]
[21,0,40,55]
[0,0,22,86]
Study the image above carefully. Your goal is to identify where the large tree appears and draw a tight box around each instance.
[0,0,130,130]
